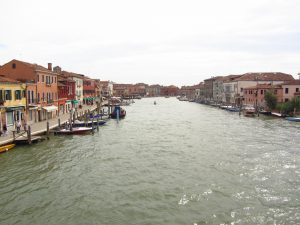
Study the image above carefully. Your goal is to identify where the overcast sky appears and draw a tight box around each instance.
[1,0,300,86]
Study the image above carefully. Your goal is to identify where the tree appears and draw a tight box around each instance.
[264,91,277,111]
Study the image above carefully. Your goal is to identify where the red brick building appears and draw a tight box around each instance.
[160,85,179,96]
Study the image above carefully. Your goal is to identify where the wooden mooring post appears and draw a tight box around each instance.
[27,126,32,144]
[58,118,61,129]
[46,121,50,136]
[96,117,99,131]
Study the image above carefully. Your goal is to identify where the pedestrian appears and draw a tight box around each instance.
[16,120,21,133]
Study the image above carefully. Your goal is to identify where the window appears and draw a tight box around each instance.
[296,88,299,92]
[15,90,22,100]
[0,90,3,101]
[37,93,40,103]
[55,77,56,83]
[42,75,44,82]
[12,63,16,69]
[51,76,53,83]
[5,90,12,100]
[285,88,289,94]
[31,91,34,103]
[22,90,26,98]
[261,90,263,95]
[28,90,31,104]
[52,92,54,100]
[6,112,13,125]
[37,75,39,82]
[240,88,243,92]
[42,93,45,101]
[285,98,289,102]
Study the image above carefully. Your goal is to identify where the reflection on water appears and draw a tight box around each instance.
[0,97,299,225]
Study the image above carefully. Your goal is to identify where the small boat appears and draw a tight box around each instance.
[227,107,240,112]
[285,117,300,122]
[72,119,106,127]
[110,105,126,119]
[259,110,271,115]
[0,144,16,153]
[271,112,286,118]
[244,109,256,117]
[54,127,93,135]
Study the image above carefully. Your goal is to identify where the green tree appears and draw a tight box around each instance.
[264,91,277,110]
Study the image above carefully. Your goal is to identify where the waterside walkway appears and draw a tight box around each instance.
[0,104,98,146]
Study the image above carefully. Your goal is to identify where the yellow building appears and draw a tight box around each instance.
[0,76,26,132]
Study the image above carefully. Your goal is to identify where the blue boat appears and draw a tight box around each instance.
[285,117,300,122]
[110,105,126,119]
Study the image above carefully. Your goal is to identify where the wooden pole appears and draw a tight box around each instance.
[27,126,31,144]
[46,121,50,136]
[97,117,99,131]
[58,118,61,129]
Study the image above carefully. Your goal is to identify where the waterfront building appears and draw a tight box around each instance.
[26,82,38,124]
[0,76,26,132]
[222,75,242,104]
[100,81,113,98]
[146,84,161,97]
[57,75,76,114]
[203,77,215,101]
[61,71,84,106]
[160,85,179,96]
[83,77,96,104]
[243,84,283,109]
[194,82,205,102]
[212,76,224,103]
[0,59,59,121]
[281,80,300,102]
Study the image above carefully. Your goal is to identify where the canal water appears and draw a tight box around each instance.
[0,97,299,225]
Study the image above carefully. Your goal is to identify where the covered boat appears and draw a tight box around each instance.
[244,109,256,117]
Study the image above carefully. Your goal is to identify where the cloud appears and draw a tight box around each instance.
[1,0,300,85]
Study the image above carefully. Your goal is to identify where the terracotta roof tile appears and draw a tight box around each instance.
[236,72,294,81]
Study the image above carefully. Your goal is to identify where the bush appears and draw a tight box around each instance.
[264,91,277,110]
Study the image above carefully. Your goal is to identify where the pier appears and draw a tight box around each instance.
[0,104,98,146]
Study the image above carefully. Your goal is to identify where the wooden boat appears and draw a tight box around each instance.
[271,112,286,118]
[72,119,106,127]
[0,144,16,153]
[54,127,93,135]
[259,110,271,115]
[285,117,300,122]
[110,105,126,119]
[244,109,256,117]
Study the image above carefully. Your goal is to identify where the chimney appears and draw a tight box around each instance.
[48,63,52,71]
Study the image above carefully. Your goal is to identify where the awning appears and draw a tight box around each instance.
[5,106,25,112]
[72,100,79,104]
[42,105,58,112]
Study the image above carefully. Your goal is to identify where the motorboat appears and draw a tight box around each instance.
[0,144,16,153]
[54,127,93,135]
[285,117,300,122]
[244,109,256,117]
[72,119,106,127]
[110,105,126,119]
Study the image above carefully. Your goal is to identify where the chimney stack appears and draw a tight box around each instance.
[48,63,52,71]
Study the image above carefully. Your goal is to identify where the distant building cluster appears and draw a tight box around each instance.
[178,72,300,109]
[1,58,299,132]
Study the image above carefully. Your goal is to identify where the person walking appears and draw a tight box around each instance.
[16,120,21,133]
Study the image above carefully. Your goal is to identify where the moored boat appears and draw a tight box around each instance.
[244,109,256,117]
[285,117,300,122]
[110,105,126,119]
[54,127,93,135]
[0,144,16,153]
[72,119,106,127]
[271,112,286,118]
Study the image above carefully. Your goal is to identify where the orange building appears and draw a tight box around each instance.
[0,59,59,121]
